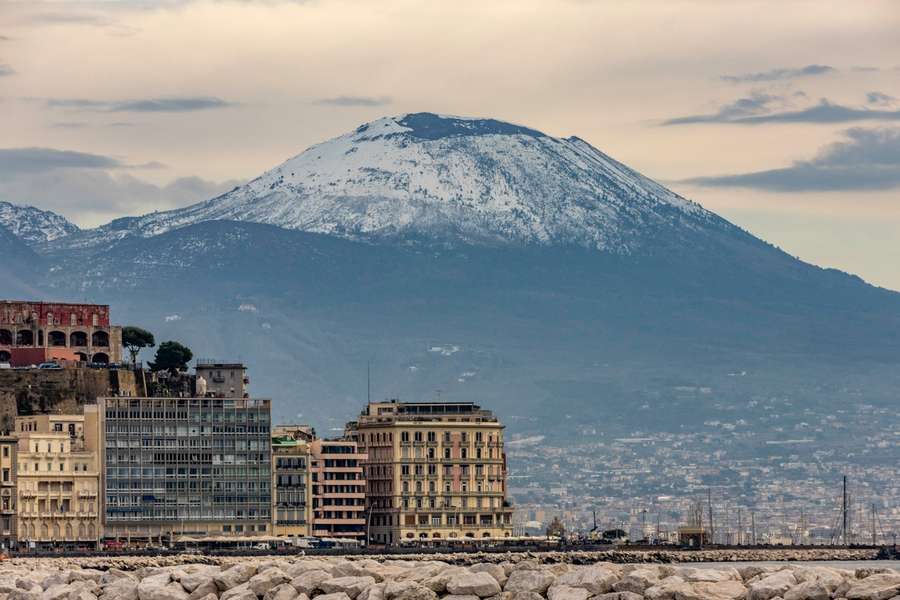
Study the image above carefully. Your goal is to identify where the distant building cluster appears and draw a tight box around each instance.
[0,300,514,551]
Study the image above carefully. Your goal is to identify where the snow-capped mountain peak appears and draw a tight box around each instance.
[56,112,725,252]
[0,201,79,246]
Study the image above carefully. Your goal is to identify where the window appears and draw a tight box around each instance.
[427,431,436,442]
[414,431,423,442]
[2,447,7,458]
[1,469,7,482]
[401,431,409,443]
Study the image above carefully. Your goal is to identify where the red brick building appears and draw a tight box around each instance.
[0,301,122,366]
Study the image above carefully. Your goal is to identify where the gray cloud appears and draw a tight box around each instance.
[663,91,784,125]
[665,97,900,126]
[0,64,14,77]
[684,127,900,192]
[47,96,234,112]
[867,91,897,107]
[0,171,243,227]
[720,64,835,83]
[314,95,392,107]
[0,148,122,174]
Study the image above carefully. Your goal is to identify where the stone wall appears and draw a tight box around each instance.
[0,367,144,430]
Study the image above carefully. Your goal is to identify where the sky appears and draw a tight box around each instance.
[1,0,900,289]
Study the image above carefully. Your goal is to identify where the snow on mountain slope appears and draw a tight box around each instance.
[55,113,726,252]
[0,201,79,246]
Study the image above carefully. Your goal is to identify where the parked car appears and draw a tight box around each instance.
[38,362,62,369]
[0,363,10,370]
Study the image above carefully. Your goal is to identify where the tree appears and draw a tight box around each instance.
[546,516,566,538]
[149,341,193,374]
[122,326,155,366]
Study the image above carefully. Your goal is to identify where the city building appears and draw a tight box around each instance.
[195,361,249,398]
[272,429,312,539]
[14,414,101,549]
[89,396,273,545]
[0,301,122,365]
[351,400,514,545]
[310,438,366,541]
[0,436,16,550]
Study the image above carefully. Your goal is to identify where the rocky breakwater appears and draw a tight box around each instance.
[0,557,899,600]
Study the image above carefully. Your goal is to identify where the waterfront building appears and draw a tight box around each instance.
[0,436,16,550]
[310,438,366,541]
[195,361,249,398]
[0,301,122,365]
[89,396,272,544]
[272,428,312,538]
[14,414,101,549]
[350,400,513,545]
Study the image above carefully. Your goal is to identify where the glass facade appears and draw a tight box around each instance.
[101,397,271,530]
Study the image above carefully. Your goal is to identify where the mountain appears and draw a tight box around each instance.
[54,113,722,254]
[0,223,46,296]
[0,200,79,247]
[13,113,900,440]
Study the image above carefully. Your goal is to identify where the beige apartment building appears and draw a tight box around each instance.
[14,414,101,549]
[310,438,367,541]
[0,436,16,550]
[272,427,312,538]
[351,401,513,545]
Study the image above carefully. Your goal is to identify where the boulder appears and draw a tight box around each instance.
[783,580,832,600]
[546,584,591,600]
[286,561,335,579]
[316,593,353,600]
[612,568,660,594]
[249,569,290,597]
[290,570,333,596]
[844,573,900,600]
[689,580,748,600]
[503,571,555,595]
[178,573,214,594]
[214,564,258,591]
[747,570,797,600]
[446,572,502,598]
[384,580,437,600]
[469,565,507,588]
[187,580,218,600]
[319,576,377,599]
[644,576,693,600]
[42,583,75,600]
[593,593,644,600]
[553,565,619,595]
[100,578,139,600]
[359,582,386,600]
[138,581,188,600]
[264,583,302,600]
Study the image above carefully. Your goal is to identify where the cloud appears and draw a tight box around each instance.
[664,97,900,126]
[0,147,122,174]
[684,127,900,192]
[662,91,785,125]
[0,64,14,77]
[314,95,392,107]
[866,91,897,107]
[0,171,243,228]
[46,96,235,112]
[720,64,835,83]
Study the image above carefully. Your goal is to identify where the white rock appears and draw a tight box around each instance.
[446,572,502,598]
[844,573,900,600]
[264,583,301,600]
[547,584,591,600]
[469,565,507,588]
[554,565,620,595]
[214,564,257,591]
[249,569,290,597]
[319,576,377,599]
[747,570,798,600]
[503,570,556,595]
[291,569,332,595]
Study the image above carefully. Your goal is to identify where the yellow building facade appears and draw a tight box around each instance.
[14,414,101,549]
[272,431,312,538]
[352,401,513,545]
